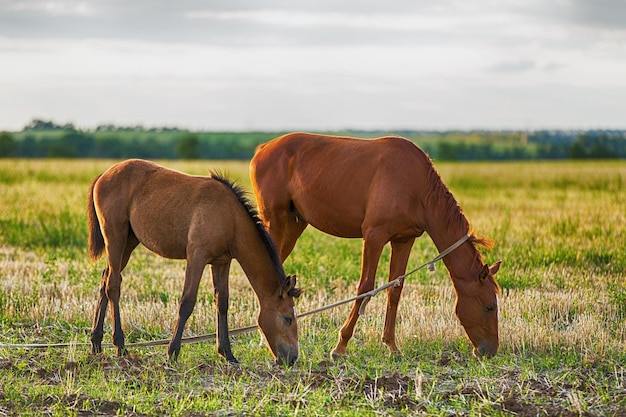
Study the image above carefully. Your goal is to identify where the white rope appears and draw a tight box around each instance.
[0,235,470,350]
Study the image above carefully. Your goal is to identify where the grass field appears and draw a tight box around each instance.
[0,158,625,416]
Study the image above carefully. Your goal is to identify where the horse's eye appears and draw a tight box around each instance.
[282,316,293,325]
[484,306,495,313]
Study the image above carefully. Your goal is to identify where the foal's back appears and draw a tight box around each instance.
[93,159,239,260]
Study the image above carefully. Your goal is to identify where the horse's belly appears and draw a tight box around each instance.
[310,219,363,239]
[294,199,364,238]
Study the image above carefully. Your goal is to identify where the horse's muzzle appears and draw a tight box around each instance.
[473,340,498,358]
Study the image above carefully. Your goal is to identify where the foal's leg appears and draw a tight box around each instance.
[168,254,206,362]
[91,265,110,354]
[91,231,139,355]
[331,231,386,358]
[382,239,415,355]
[211,261,238,363]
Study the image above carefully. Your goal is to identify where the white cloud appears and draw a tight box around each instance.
[0,0,625,130]
[9,0,96,16]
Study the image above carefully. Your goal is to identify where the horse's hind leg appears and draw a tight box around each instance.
[382,239,414,355]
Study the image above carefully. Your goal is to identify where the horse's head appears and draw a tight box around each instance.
[257,274,301,366]
[453,261,501,358]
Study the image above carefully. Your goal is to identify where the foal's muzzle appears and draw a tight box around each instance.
[275,344,299,366]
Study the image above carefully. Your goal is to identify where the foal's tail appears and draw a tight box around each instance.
[87,176,105,261]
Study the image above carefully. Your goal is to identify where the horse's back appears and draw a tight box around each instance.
[251,133,432,238]
[252,132,431,194]
[253,132,428,170]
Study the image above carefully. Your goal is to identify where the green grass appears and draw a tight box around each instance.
[1,158,625,416]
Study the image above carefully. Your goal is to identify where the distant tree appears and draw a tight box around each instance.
[176,133,200,159]
[569,133,620,159]
[569,140,588,159]
[48,132,94,157]
[0,132,16,156]
[26,118,75,131]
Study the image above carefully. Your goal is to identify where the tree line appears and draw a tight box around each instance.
[1,119,624,160]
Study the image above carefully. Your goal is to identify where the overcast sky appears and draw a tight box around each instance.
[1,0,625,131]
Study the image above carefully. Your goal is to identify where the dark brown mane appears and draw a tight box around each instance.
[422,158,497,278]
[210,172,290,286]
[423,157,471,237]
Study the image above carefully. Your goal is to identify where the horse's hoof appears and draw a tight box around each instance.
[116,347,129,357]
[387,347,402,357]
[330,350,346,362]
[226,357,240,365]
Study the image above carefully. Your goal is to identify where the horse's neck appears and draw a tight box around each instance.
[423,181,482,280]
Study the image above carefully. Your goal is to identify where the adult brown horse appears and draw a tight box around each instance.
[250,133,502,358]
[88,159,300,365]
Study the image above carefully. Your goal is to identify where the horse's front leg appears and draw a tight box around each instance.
[211,261,238,363]
[168,256,205,362]
[382,239,415,355]
[331,232,386,359]
[90,267,109,354]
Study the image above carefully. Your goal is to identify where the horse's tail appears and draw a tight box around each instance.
[87,175,105,261]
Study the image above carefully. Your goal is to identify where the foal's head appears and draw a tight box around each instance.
[257,274,301,366]
[453,261,501,358]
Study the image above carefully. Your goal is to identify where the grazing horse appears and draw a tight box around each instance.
[250,133,501,358]
[87,159,300,365]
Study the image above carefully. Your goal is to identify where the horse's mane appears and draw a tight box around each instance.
[422,162,501,292]
[421,155,495,266]
[423,157,470,235]
[210,172,300,296]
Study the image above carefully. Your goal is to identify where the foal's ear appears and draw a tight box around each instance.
[281,274,301,298]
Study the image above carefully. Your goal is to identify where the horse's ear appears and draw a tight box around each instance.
[479,265,490,282]
[489,261,502,275]
[281,274,301,298]
[479,261,502,282]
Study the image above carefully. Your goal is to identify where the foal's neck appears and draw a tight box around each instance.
[233,219,284,299]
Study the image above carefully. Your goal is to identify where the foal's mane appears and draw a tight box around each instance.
[210,172,297,293]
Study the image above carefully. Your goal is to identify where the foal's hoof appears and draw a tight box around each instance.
[226,357,240,365]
